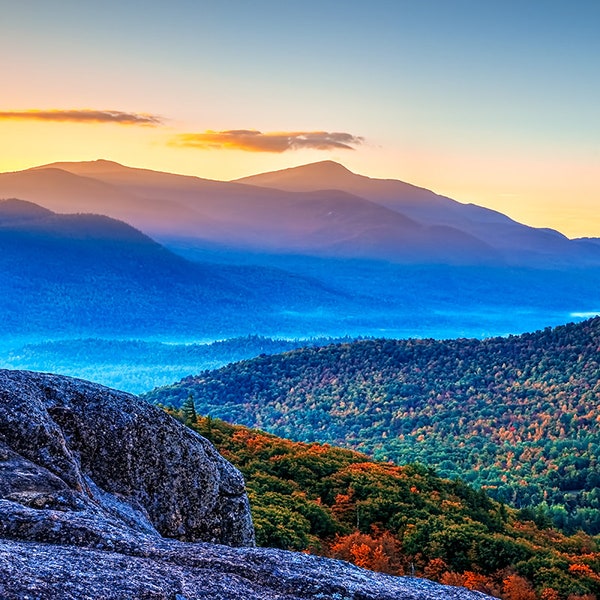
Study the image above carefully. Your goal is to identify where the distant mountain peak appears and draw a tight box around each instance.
[32,158,128,173]
[0,198,54,221]
[81,158,125,168]
[288,160,355,175]
[234,160,362,191]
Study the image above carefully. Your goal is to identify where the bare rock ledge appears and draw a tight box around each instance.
[0,369,492,599]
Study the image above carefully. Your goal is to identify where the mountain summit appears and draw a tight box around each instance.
[235,160,466,201]
[236,161,600,266]
[235,160,361,191]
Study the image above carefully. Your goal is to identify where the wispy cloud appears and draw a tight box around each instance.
[0,109,163,126]
[169,130,364,152]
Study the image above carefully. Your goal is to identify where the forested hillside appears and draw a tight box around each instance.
[145,317,600,534]
[165,411,600,600]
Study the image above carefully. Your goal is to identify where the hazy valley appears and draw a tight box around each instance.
[1,159,599,347]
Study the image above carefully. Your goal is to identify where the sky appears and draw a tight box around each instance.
[1,0,599,238]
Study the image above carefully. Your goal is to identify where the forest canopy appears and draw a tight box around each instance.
[165,410,600,600]
[145,317,600,535]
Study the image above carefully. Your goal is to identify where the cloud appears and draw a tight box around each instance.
[0,109,163,126]
[169,129,363,152]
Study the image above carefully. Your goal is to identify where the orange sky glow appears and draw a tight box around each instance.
[1,1,598,239]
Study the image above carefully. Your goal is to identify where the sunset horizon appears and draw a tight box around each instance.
[0,152,597,240]
[2,1,598,238]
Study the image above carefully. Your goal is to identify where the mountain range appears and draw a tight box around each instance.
[0,198,347,336]
[237,161,600,265]
[1,160,600,339]
[2,159,599,267]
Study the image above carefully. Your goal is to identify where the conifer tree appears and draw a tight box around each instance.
[182,393,197,425]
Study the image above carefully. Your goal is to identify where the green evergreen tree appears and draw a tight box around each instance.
[182,393,197,425]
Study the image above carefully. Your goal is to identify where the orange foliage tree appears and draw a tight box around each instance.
[328,530,405,575]
[502,573,537,600]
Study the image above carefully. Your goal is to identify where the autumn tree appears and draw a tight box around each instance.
[502,573,536,600]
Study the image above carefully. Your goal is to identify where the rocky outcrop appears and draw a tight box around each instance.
[0,369,492,599]
[0,534,494,600]
[0,369,254,546]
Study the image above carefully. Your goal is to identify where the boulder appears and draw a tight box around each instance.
[0,535,494,599]
[0,369,254,546]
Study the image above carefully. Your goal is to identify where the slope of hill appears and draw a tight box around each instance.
[145,317,600,534]
[164,411,600,600]
[0,166,206,236]
[0,199,348,336]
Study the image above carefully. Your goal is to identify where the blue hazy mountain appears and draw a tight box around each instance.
[0,199,350,337]
[0,160,503,265]
[3,159,599,267]
[1,162,600,340]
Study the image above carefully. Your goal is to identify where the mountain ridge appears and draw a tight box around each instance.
[4,158,595,266]
[235,160,594,266]
[0,199,352,336]
[234,159,437,199]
